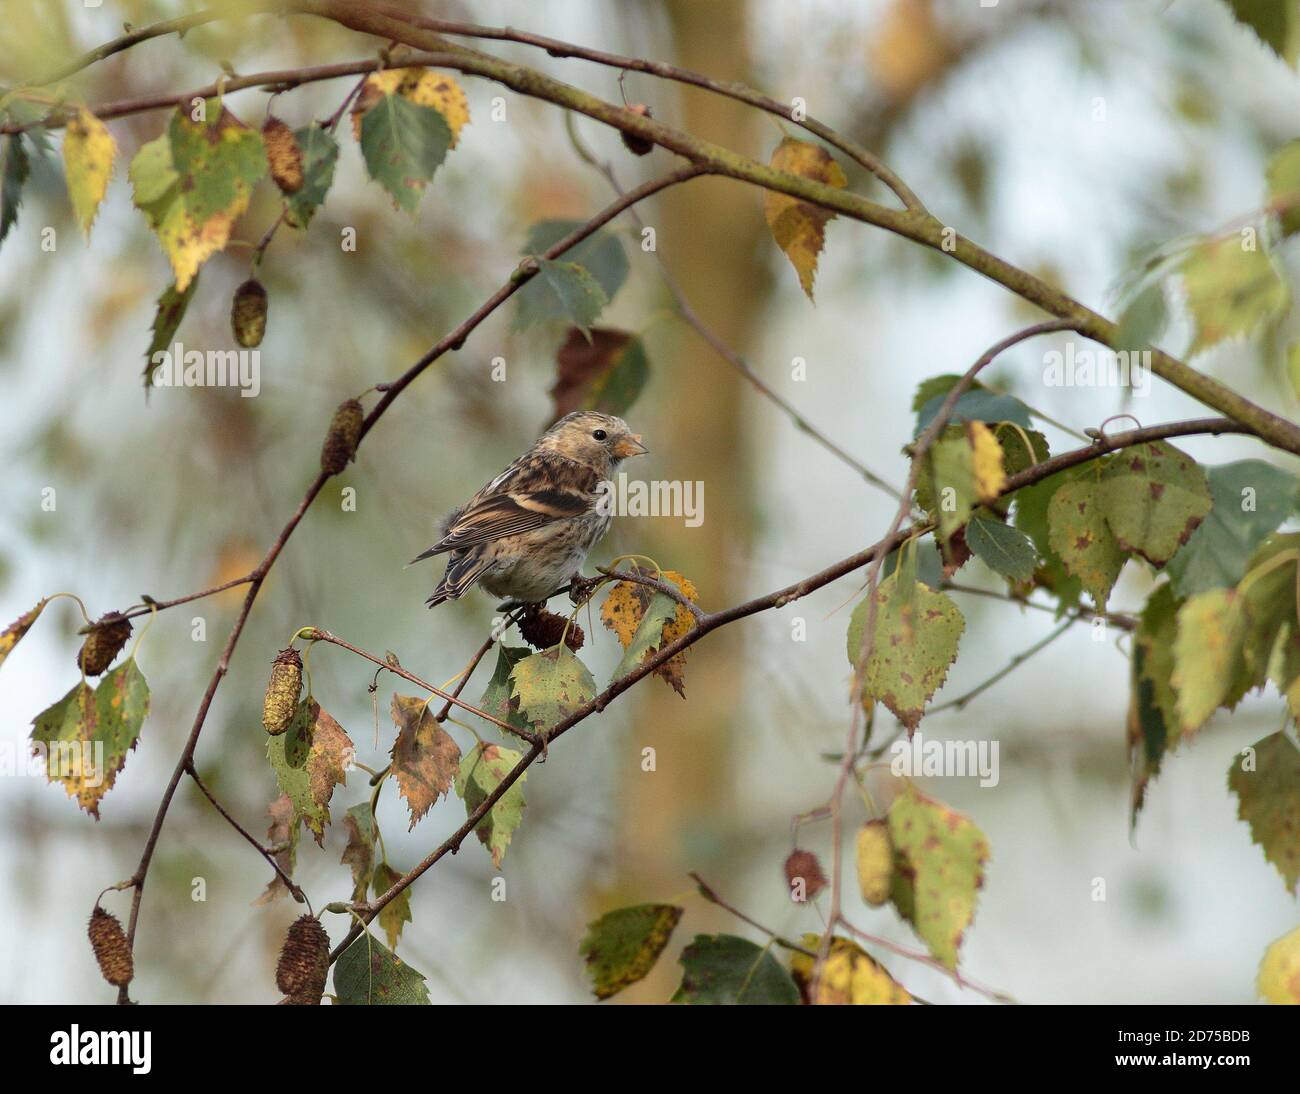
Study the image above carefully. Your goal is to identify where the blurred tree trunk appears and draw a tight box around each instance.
[610,0,772,1001]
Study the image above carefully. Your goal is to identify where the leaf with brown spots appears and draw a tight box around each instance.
[1127,584,1179,828]
[1228,731,1300,894]
[334,932,430,1005]
[1181,236,1290,353]
[389,693,460,829]
[1047,477,1126,610]
[1101,441,1212,565]
[847,549,964,735]
[601,570,699,696]
[511,646,597,732]
[579,903,683,1000]
[265,699,352,846]
[454,742,527,868]
[30,658,149,818]
[887,784,989,970]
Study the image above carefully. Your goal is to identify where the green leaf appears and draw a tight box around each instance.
[887,784,989,970]
[610,591,677,682]
[454,742,527,869]
[340,804,376,903]
[579,904,684,1000]
[514,258,608,335]
[358,93,451,212]
[966,512,1037,582]
[1,133,30,248]
[914,387,1033,436]
[1180,236,1290,354]
[522,219,629,300]
[389,692,460,830]
[143,277,199,387]
[1047,477,1126,610]
[477,645,533,733]
[670,935,800,1005]
[1127,583,1180,827]
[1172,588,1251,734]
[265,699,352,846]
[30,659,150,818]
[130,104,267,291]
[848,548,965,733]
[334,932,430,1004]
[1113,280,1168,353]
[1013,471,1084,614]
[1227,731,1300,894]
[510,645,596,732]
[1166,460,1298,597]
[285,124,339,228]
[1100,441,1212,565]
[372,861,412,950]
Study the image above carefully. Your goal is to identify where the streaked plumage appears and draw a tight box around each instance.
[413,411,647,608]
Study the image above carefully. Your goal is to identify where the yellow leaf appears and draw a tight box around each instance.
[599,569,699,697]
[968,421,1006,501]
[351,68,470,146]
[1258,925,1300,1004]
[63,107,116,238]
[855,820,893,906]
[763,137,847,300]
[790,935,911,1005]
[0,598,48,672]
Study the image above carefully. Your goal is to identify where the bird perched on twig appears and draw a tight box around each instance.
[412,411,648,608]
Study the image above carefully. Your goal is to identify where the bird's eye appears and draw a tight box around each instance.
[592,429,608,441]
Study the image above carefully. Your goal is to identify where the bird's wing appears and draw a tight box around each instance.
[411,454,599,561]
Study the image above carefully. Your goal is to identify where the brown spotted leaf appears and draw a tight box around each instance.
[389,693,460,829]
[847,550,964,735]
[550,327,649,421]
[255,793,299,906]
[887,784,989,970]
[790,935,911,1005]
[1100,441,1212,565]
[1047,477,1126,610]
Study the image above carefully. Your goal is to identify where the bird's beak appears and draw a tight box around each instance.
[613,433,648,458]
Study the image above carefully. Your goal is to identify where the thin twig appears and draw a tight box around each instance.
[303,628,536,742]
[187,764,310,912]
[689,872,814,956]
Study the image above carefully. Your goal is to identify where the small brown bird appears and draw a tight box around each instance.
[413,411,648,608]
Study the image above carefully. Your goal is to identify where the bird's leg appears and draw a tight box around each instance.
[567,571,599,606]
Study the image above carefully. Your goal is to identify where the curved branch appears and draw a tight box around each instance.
[110,165,703,1002]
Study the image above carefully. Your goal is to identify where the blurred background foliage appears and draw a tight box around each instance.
[0,0,1297,1003]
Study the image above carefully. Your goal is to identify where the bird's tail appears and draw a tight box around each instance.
[425,551,493,609]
